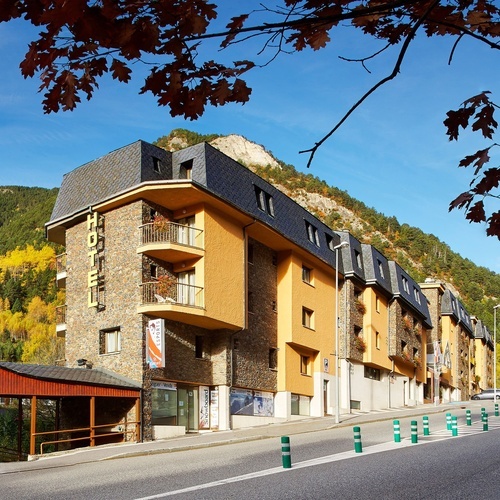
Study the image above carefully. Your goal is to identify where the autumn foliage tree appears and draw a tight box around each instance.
[445,92,499,238]
[1,1,499,233]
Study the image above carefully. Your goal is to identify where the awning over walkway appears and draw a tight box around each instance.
[0,361,141,398]
[0,362,142,458]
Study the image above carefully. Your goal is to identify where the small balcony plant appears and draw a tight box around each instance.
[403,316,413,333]
[152,214,171,232]
[354,336,366,353]
[156,274,176,297]
[413,355,422,369]
[355,298,366,315]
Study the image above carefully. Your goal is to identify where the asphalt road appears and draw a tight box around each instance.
[2,409,500,500]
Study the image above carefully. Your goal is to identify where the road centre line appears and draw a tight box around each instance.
[135,424,500,499]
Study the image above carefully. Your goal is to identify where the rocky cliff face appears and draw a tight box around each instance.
[209,135,281,170]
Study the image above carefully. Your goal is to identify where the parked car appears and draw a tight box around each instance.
[471,389,500,400]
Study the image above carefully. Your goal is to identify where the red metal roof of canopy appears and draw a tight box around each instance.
[0,362,141,398]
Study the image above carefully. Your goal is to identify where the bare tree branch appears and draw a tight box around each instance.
[299,0,442,167]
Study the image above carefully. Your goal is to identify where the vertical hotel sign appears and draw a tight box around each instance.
[147,319,165,368]
[87,211,103,308]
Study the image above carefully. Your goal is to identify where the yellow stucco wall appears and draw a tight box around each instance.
[277,251,335,395]
[200,204,246,329]
[362,289,391,371]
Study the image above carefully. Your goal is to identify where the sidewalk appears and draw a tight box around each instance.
[0,402,468,474]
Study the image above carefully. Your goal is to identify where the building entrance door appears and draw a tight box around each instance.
[177,386,199,432]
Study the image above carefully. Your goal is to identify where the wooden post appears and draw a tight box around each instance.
[135,398,141,442]
[30,395,37,456]
[90,396,96,447]
[17,398,23,461]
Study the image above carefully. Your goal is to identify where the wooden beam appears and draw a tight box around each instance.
[90,396,95,447]
[30,395,37,456]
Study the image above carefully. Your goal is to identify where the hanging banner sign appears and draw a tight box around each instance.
[199,386,210,429]
[147,319,165,368]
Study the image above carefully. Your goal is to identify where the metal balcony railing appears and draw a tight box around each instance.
[141,281,204,308]
[140,222,203,248]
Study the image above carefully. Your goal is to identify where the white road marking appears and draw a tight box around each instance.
[134,422,500,499]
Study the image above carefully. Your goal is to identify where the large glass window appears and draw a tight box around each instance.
[152,382,178,425]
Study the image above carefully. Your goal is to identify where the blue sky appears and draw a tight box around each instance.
[0,10,499,273]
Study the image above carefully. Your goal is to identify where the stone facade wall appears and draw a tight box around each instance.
[65,202,144,383]
[342,280,364,362]
[232,238,277,392]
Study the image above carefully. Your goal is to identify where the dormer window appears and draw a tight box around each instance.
[413,287,421,304]
[377,259,385,278]
[180,159,193,179]
[402,276,409,294]
[152,157,161,173]
[305,221,320,246]
[254,185,274,216]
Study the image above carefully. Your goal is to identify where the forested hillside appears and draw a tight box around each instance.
[0,131,499,366]
[0,187,63,364]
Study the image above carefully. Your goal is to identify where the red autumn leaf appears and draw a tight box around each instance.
[486,212,500,239]
[465,201,486,223]
[471,103,498,139]
[449,191,474,211]
[444,107,475,141]
[110,59,132,83]
[458,147,491,175]
[473,168,500,195]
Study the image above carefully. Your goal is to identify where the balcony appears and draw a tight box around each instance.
[56,305,66,337]
[56,253,67,288]
[137,222,204,263]
[138,281,235,330]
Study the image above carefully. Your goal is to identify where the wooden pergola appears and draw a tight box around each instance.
[0,362,142,458]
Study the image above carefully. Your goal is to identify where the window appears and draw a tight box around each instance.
[150,264,157,279]
[354,249,362,268]
[305,221,320,246]
[376,331,380,349]
[180,159,193,179]
[195,335,203,359]
[302,265,312,284]
[152,157,161,173]
[99,327,121,354]
[413,287,421,304]
[269,348,278,370]
[375,295,380,313]
[291,394,311,415]
[402,276,409,293]
[254,185,274,216]
[377,259,385,278]
[326,234,334,251]
[300,355,310,375]
[364,366,381,381]
[271,300,277,312]
[302,307,314,329]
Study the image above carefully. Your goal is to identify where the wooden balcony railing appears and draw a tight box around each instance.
[141,281,204,308]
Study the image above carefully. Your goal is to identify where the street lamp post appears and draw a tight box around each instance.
[334,241,349,424]
[494,305,500,401]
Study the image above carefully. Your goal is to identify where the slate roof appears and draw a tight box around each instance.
[361,243,392,296]
[441,289,473,335]
[388,261,432,327]
[337,232,366,282]
[178,143,344,270]
[0,362,141,389]
[49,140,171,223]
